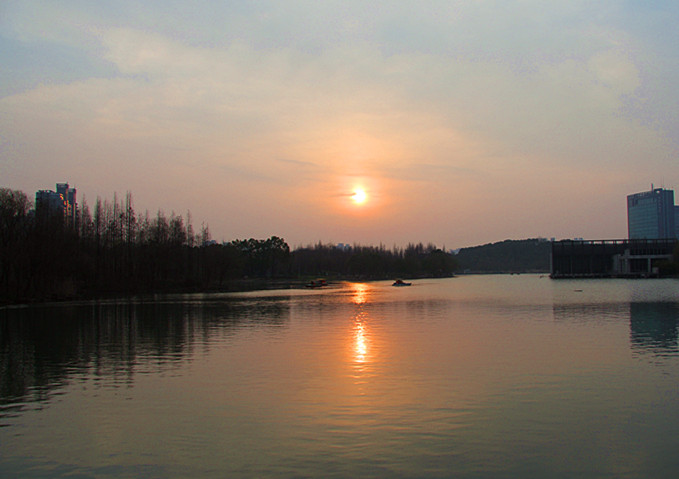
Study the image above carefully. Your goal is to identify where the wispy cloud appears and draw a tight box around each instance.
[1,1,678,246]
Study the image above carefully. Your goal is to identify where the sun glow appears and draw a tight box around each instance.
[352,188,367,204]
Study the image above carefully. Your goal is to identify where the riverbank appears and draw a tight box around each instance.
[2,274,455,307]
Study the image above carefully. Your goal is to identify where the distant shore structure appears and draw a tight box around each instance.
[550,239,675,278]
[627,186,679,240]
[35,182,77,227]
[551,185,679,278]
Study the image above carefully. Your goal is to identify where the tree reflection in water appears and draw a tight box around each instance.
[0,297,291,416]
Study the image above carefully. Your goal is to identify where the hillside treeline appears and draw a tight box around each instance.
[1,188,456,304]
[292,242,456,279]
[455,239,551,273]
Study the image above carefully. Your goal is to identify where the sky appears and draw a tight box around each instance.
[2,1,679,249]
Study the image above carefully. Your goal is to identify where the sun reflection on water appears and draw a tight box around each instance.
[352,283,369,305]
[354,315,368,363]
[350,283,372,367]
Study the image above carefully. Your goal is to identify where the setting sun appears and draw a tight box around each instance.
[352,188,367,204]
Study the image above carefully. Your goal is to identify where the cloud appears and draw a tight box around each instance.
[2,1,679,246]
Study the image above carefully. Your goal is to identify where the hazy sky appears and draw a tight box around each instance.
[2,1,679,248]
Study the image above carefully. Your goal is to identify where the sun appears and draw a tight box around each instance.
[351,188,367,204]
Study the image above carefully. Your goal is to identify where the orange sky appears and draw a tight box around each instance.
[2,2,679,248]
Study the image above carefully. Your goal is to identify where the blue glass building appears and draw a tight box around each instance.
[627,188,677,239]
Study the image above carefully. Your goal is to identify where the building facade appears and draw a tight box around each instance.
[551,239,676,278]
[627,187,677,239]
[35,182,77,226]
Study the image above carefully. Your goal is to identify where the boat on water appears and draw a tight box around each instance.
[305,279,327,288]
[392,279,412,287]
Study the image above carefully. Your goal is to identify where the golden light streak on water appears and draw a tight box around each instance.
[350,283,372,367]
[354,319,368,363]
[351,283,369,305]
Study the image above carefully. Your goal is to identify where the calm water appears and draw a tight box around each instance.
[2,275,679,478]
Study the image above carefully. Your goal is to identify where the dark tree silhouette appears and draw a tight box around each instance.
[0,187,458,304]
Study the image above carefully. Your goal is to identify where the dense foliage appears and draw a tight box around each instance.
[455,239,551,273]
[291,242,456,280]
[1,188,457,304]
[0,188,288,303]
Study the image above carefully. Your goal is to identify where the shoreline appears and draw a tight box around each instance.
[0,274,460,307]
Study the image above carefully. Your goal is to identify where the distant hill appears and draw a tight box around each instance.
[454,238,551,273]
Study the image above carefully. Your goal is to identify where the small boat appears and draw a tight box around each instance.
[392,279,412,287]
[305,279,327,288]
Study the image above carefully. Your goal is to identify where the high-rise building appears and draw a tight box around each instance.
[35,182,77,226]
[56,183,76,225]
[627,187,677,239]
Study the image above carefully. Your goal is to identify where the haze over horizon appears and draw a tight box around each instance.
[2,1,679,249]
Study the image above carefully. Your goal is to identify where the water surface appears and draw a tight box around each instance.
[2,275,679,478]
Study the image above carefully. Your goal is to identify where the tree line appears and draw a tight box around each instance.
[1,188,456,304]
[292,242,456,279]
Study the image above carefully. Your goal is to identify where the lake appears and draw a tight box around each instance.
[2,275,679,478]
